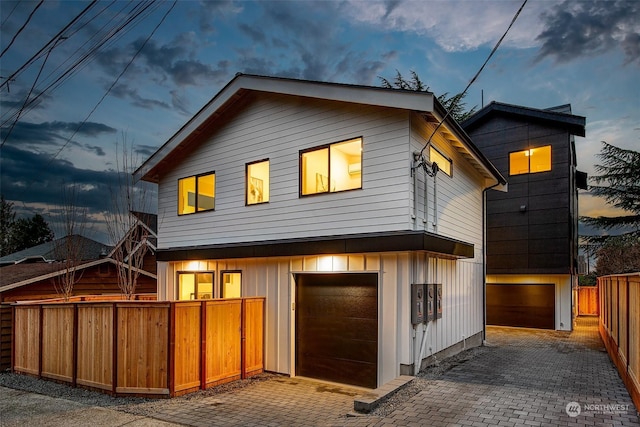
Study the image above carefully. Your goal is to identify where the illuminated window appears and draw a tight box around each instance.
[221,271,242,298]
[509,145,551,175]
[178,172,215,215]
[300,137,362,196]
[246,159,269,205]
[429,146,452,176]
[177,272,214,300]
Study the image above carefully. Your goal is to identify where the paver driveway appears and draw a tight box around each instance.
[1,317,637,426]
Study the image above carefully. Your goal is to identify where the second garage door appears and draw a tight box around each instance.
[295,273,378,388]
[487,283,555,329]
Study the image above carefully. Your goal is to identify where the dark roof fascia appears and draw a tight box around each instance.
[461,101,586,137]
[156,230,474,262]
[432,99,507,186]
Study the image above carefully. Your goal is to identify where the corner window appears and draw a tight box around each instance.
[177,272,214,300]
[510,145,551,175]
[221,271,242,298]
[300,137,362,196]
[246,159,269,205]
[178,172,215,215]
[429,146,452,176]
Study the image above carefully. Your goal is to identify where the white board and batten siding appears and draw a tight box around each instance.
[157,249,484,386]
[157,93,413,249]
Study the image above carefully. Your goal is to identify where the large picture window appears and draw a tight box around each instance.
[510,145,551,175]
[178,172,215,215]
[429,145,452,176]
[246,159,269,205]
[300,137,362,196]
[177,272,214,300]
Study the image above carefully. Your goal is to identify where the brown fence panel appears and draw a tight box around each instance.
[599,274,640,413]
[577,287,598,315]
[204,299,242,386]
[172,302,201,395]
[116,303,169,396]
[0,304,12,370]
[41,305,74,382]
[629,276,640,408]
[13,306,40,375]
[76,304,113,390]
[243,298,264,377]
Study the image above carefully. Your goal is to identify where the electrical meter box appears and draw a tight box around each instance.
[426,283,435,322]
[434,283,443,319]
[411,283,426,325]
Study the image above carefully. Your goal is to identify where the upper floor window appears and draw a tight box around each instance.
[300,137,362,196]
[177,271,214,300]
[510,145,551,175]
[247,159,269,205]
[178,172,215,215]
[429,145,452,176]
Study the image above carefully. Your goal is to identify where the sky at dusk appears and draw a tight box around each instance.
[1,0,638,244]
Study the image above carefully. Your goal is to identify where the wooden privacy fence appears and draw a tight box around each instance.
[598,273,639,411]
[577,286,598,315]
[12,298,264,397]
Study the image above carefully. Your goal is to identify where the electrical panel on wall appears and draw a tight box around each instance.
[426,283,435,322]
[411,283,426,325]
[435,283,443,319]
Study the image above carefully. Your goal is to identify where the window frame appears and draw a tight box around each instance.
[246,158,270,206]
[509,145,552,176]
[429,145,453,177]
[176,271,216,300]
[298,136,363,197]
[177,171,216,216]
[220,270,242,299]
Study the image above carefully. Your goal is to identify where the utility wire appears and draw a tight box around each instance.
[0,1,97,91]
[0,0,44,59]
[47,0,177,167]
[419,0,528,157]
[1,0,20,28]
[0,1,158,129]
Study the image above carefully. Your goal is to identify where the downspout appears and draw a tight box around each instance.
[482,181,501,343]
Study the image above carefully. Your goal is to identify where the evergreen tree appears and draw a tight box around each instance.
[10,213,55,252]
[0,195,16,256]
[379,70,477,122]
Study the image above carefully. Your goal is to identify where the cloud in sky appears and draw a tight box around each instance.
[535,0,640,65]
[1,121,116,146]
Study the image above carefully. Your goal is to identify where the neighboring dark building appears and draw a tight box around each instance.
[462,102,586,330]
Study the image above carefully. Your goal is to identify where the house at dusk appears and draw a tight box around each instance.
[136,74,506,388]
[462,102,586,331]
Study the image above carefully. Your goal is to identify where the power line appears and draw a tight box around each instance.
[47,0,178,167]
[419,0,528,157]
[0,0,20,28]
[0,1,97,91]
[0,1,159,129]
[0,0,44,59]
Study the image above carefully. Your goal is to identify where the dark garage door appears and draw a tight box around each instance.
[295,273,378,388]
[487,283,555,329]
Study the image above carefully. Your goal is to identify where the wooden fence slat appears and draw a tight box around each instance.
[13,306,40,374]
[205,300,242,386]
[243,298,264,377]
[76,304,113,390]
[172,302,201,394]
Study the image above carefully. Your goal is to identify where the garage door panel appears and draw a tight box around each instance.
[487,283,555,329]
[297,317,377,341]
[298,336,377,363]
[296,273,378,388]
[297,355,376,389]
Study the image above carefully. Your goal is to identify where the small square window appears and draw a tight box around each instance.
[247,160,269,205]
[178,172,215,215]
[177,271,214,300]
[509,145,551,175]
